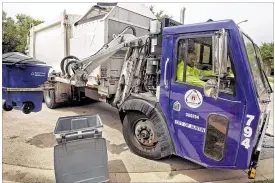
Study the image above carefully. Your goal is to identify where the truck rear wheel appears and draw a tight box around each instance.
[123,111,164,159]
[43,90,59,109]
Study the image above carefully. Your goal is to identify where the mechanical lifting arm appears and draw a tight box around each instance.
[51,26,150,106]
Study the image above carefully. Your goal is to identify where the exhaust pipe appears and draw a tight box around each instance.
[180,7,186,25]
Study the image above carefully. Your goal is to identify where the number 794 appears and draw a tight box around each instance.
[241,114,255,149]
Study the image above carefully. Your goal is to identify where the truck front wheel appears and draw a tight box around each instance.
[123,111,164,159]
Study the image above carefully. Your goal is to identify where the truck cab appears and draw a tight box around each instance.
[120,19,272,178]
[162,19,272,171]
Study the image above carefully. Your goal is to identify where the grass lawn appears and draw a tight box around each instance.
[268,77,274,83]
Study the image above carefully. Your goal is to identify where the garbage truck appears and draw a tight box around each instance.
[26,3,272,179]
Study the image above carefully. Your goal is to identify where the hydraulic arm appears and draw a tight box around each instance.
[51,26,150,106]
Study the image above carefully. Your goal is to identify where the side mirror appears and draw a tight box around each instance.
[203,79,218,98]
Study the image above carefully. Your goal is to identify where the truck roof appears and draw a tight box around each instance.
[163,19,237,35]
[74,3,156,26]
[117,3,156,19]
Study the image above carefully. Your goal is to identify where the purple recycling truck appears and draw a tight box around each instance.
[40,15,272,179]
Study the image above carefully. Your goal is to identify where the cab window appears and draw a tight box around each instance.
[176,36,236,95]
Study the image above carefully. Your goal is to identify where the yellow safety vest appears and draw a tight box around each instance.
[176,61,214,86]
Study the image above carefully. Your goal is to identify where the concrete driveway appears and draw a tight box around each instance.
[2,100,274,183]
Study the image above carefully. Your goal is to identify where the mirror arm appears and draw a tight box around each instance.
[205,29,227,99]
[215,29,226,100]
[214,29,223,99]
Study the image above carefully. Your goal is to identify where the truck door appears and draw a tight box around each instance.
[166,32,245,167]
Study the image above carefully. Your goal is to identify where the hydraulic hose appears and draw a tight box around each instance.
[65,60,79,78]
[121,26,136,36]
[60,55,80,75]
[143,37,151,57]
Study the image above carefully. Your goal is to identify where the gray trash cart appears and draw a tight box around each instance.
[54,114,109,183]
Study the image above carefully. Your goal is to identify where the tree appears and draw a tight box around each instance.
[2,11,21,53]
[259,42,274,69]
[149,5,172,20]
[15,14,44,52]
[2,11,44,53]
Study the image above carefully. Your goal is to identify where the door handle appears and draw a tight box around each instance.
[164,57,170,89]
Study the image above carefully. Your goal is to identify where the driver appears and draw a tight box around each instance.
[176,42,213,86]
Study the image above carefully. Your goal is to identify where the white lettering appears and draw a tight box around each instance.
[246,114,255,126]
[241,114,255,149]
[31,72,46,77]
[241,138,250,149]
[175,120,205,133]
[186,113,200,120]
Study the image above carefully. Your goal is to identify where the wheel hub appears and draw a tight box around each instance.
[134,119,157,147]
[140,129,150,139]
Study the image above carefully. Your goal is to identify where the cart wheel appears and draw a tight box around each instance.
[22,102,34,114]
[2,102,13,111]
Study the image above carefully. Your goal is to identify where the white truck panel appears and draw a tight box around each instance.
[70,20,105,57]
[28,27,35,58]
[35,23,64,72]
[33,14,62,32]
[27,13,80,73]
[116,3,156,20]
[70,20,105,78]
[109,6,151,29]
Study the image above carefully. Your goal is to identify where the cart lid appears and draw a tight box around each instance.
[54,138,109,183]
[54,114,103,134]
[2,52,46,65]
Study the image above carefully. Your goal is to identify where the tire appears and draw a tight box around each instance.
[123,111,164,159]
[43,90,59,109]
[2,102,13,111]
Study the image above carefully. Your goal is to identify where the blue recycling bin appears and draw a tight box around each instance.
[2,52,50,114]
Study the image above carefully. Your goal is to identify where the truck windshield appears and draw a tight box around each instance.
[242,34,266,96]
[254,45,273,94]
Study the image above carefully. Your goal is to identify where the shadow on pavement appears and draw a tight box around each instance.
[161,155,203,171]
[106,140,129,155]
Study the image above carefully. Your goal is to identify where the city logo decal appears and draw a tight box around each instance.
[184,89,203,108]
